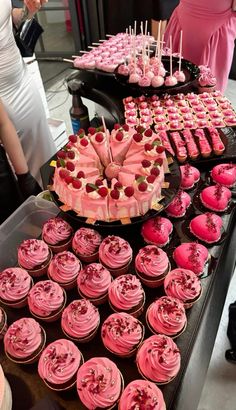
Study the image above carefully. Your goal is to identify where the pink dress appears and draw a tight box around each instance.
[164,0,236,92]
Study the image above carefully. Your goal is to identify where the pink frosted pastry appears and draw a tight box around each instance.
[169,132,187,162]
[200,185,231,212]
[141,217,173,247]
[77,263,112,304]
[146,296,187,337]
[101,312,144,357]
[18,239,52,277]
[28,280,66,322]
[164,268,202,308]
[181,129,200,160]
[189,212,223,244]
[211,163,236,187]
[136,334,181,384]
[99,235,132,276]
[72,227,102,262]
[118,379,166,410]
[0,267,32,308]
[4,317,46,364]
[165,190,191,218]
[207,127,225,155]
[194,129,212,157]
[61,299,100,342]
[42,217,73,253]
[77,357,123,409]
[110,124,134,164]
[158,131,175,156]
[89,130,111,167]
[0,308,7,340]
[135,245,170,287]
[180,164,200,190]
[108,274,145,317]
[47,251,82,290]
[38,339,83,391]
[173,242,209,276]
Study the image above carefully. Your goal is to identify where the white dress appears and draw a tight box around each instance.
[0,0,56,183]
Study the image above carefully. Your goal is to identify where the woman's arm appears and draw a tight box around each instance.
[12,0,48,27]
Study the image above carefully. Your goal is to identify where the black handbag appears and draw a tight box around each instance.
[14,17,44,58]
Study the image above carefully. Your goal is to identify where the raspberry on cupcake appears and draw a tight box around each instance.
[135,245,170,287]
[61,299,100,343]
[101,312,145,358]
[72,227,102,262]
[48,251,82,290]
[141,216,173,247]
[38,339,83,391]
[77,263,112,305]
[4,317,46,364]
[28,280,66,322]
[42,217,73,253]
[0,267,33,308]
[164,268,202,308]
[18,239,52,277]
[118,379,166,410]
[99,235,133,277]
[0,308,7,340]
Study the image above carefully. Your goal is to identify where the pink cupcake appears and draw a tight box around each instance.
[77,357,124,410]
[77,263,112,305]
[101,312,145,358]
[0,308,7,340]
[135,245,170,287]
[48,251,82,290]
[136,334,181,384]
[108,274,145,318]
[4,317,46,364]
[99,235,133,277]
[146,296,187,338]
[173,242,210,276]
[141,216,173,247]
[0,267,33,308]
[18,239,52,277]
[72,227,102,262]
[118,379,166,410]
[28,280,66,322]
[164,268,202,308]
[42,217,73,253]
[61,299,100,342]
[38,339,83,391]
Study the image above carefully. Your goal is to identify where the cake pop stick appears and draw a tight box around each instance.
[170,35,173,77]
[101,116,113,163]
[134,20,137,37]
[179,30,183,72]
[157,20,161,60]
[164,35,177,86]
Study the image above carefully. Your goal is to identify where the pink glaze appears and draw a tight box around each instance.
[180,164,200,190]
[158,131,175,156]
[61,299,100,340]
[193,129,212,156]
[77,357,122,409]
[42,217,72,246]
[0,267,31,303]
[48,251,82,284]
[173,242,209,276]
[169,132,187,161]
[4,317,42,359]
[147,296,187,336]
[136,334,181,383]
[181,129,200,159]
[165,190,191,218]
[101,312,143,355]
[72,228,102,257]
[200,185,231,212]
[141,216,173,247]
[135,245,169,279]
[189,213,223,243]
[119,379,166,410]
[211,163,236,187]
[99,235,132,269]
[207,127,225,154]
[77,263,112,299]
[164,268,201,304]
[38,339,82,386]
[28,280,64,317]
[18,239,50,270]
[108,274,144,312]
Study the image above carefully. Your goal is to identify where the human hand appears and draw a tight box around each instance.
[24,0,42,15]
[17,171,42,200]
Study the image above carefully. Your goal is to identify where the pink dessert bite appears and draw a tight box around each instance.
[42,217,73,253]
[173,242,209,276]
[48,251,82,290]
[165,190,191,218]
[72,227,102,263]
[189,213,223,244]
[18,239,52,277]
[77,263,112,304]
[180,164,200,190]
[119,379,166,410]
[211,163,236,188]
[0,267,32,308]
[141,216,173,247]
[164,268,202,308]
[200,185,231,212]
[99,235,132,276]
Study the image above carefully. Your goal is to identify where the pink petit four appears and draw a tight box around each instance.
[141,216,173,247]
[200,185,231,212]
[180,164,200,190]
[173,242,209,276]
[211,163,236,187]
[189,213,223,243]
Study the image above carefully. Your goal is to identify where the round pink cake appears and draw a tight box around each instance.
[28,280,65,321]
[189,212,223,244]
[42,217,73,252]
[173,242,209,276]
[0,267,32,307]
[165,190,191,218]
[141,216,173,247]
[211,163,236,187]
[135,245,170,287]
[180,164,200,190]
[72,227,102,262]
[48,251,82,289]
[18,239,51,276]
[77,263,112,304]
[99,235,133,276]
[200,185,231,212]
[118,379,166,410]
[164,268,202,308]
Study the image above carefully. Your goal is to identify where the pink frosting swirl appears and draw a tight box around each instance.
[48,251,82,284]
[135,246,169,278]
[99,235,132,269]
[164,269,201,303]
[18,239,50,270]
[77,357,122,409]
[119,379,166,410]
[77,263,112,298]
[38,339,82,385]
[136,334,181,383]
[28,280,64,317]
[0,267,31,302]
[101,312,143,355]
[42,217,72,245]
[147,296,187,336]
[61,299,100,339]
[108,274,144,311]
[4,317,42,359]
[72,228,102,257]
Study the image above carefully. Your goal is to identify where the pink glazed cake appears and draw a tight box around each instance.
[200,185,231,212]
[118,379,166,410]
[173,242,210,276]
[189,213,223,244]
[211,163,236,187]
[141,216,173,247]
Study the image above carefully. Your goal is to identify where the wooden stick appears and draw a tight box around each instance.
[63,58,74,63]
[134,20,137,37]
[170,35,173,77]
[106,34,114,37]
[101,116,113,162]
[179,30,183,71]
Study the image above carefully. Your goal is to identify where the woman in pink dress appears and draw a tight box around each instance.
[164,0,236,92]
